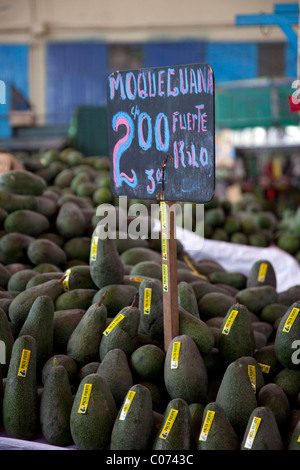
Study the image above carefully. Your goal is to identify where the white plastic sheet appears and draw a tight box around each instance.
[176,226,300,292]
[0,431,75,450]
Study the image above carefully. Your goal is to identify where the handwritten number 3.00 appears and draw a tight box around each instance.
[145,169,155,194]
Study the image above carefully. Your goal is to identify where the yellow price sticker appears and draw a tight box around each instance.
[159,408,178,439]
[78,383,92,414]
[103,313,125,336]
[257,263,268,283]
[18,349,31,377]
[171,341,181,369]
[63,268,71,291]
[162,264,168,292]
[199,410,215,441]
[222,310,238,335]
[160,201,168,231]
[143,288,152,315]
[244,416,261,449]
[119,391,136,420]
[90,236,99,262]
[129,276,144,283]
[283,307,299,333]
[161,231,168,261]
[257,362,270,374]
[248,365,256,393]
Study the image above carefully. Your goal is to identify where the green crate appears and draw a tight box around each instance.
[69,106,109,156]
[215,85,299,129]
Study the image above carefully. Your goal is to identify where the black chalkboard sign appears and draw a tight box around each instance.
[107,63,215,203]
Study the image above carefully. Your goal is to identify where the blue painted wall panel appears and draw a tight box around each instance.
[205,42,258,83]
[0,44,29,97]
[143,40,206,68]
[45,39,292,127]
[47,42,108,124]
[143,40,258,83]
[285,41,297,77]
[0,44,29,137]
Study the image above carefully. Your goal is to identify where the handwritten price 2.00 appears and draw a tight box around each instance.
[112,106,209,194]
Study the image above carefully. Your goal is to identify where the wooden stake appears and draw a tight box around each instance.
[156,154,179,352]
[160,200,179,352]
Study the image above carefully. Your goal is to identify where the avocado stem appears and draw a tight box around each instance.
[131,292,139,308]
[97,289,108,306]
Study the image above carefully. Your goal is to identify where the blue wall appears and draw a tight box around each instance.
[0,44,29,138]
[143,40,206,68]
[0,36,295,139]
[0,39,296,136]
[47,42,108,124]
[205,42,258,82]
[285,41,298,77]
[46,39,296,126]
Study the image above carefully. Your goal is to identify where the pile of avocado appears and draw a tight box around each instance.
[203,193,300,262]
[0,149,299,450]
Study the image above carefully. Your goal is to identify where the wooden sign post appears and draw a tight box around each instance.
[159,199,179,351]
[157,154,179,350]
[107,63,215,351]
